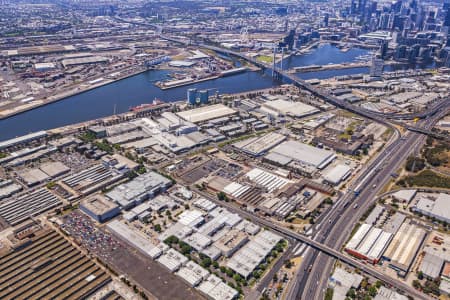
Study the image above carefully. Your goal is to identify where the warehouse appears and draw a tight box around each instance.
[201,245,222,260]
[226,230,282,279]
[232,132,286,156]
[176,261,209,287]
[193,198,217,212]
[214,229,249,257]
[383,221,427,276]
[17,168,50,186]
[159,222,194,242]
[0,180,22,200]
[323,164,352,185]
[365,205,385,225]
[268,140,336,170]
[177,104,237,123]
[261,99,320,118]
[345,224,393,264]
[0,188,62,225]
[178,209,205,228]
[413,193,450,224]
[80,194,120,223]
[183,232,212,250]
[209,207,242,227]
[62,164,124,197]
[39,161,71,178]
[106,220,164,259]
[196,274,238,300]
[34,62,56,72]
[0,230,111,299]
[329,267,363,300]
[0,130,47,150]
[419,247,446,279]
[61,56,109,68]
[391,189,417,204]
[106,171,172,209]
[374,286,408,300]
[157,248,188,272]
[245,168,291,193]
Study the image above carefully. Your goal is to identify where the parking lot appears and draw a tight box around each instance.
[61,211,204,300]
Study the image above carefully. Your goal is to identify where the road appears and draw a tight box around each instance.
[296,110,446,300]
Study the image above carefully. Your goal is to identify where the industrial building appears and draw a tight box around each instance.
[106,220,165,259]
[260,99,320,118]
[106,171,172,209]
[159,222,194,242]
[383,221,427,276]
[62,164,124,197]
[157,248,189,272]
[214,229,249,257]
[0,230,111,299]
[0,130,47,150]
[391,189,417,204]
[245,168,291,193]
[176,261,209,287]
[80,194,120,223]
[374,286,408,300]
[34,62,56,72]
[345,223,393,264]
[419,247,448,279]
[413,193,450,224]
[39,161,71,178]
[323,164,352,185]
[17,168,50,186]
[232,132,286,157]
[177,209,205,228]
[176,104,237,124]
[266,140,336,170]
[196,274,239,300]
[329,267,363,300]
[0,179,22,200]
[226,230,282,279]
[0,188,62,225]
[61,56,109,68]
[183,232,212,251]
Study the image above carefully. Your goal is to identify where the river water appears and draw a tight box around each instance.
[0,44,430,141]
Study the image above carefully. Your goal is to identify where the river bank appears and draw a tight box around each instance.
[0,66,149,121]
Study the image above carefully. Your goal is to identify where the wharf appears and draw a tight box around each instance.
[0,67,149,120]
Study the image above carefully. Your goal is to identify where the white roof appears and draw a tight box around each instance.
[270,140,336,169]
[324,164,352,184]
[261,99,320,117]
[177,104,236,123]
[178,209,204,227]
[391,189,417,203]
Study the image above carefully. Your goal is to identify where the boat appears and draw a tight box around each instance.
[129,99,164,112]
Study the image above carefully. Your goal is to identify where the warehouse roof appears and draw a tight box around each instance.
[415,193,450,223]
[0,131,47,150]
[178,210,204,228]
[270,140,336,169]
[261,99,320,117]
[419,249,445,279]
[374,286,408,300]
[106,220,161,259]
[177,104,236,123]
[391,189,417,203]
[383,221,426,273]
[81,194,119,215]
[324,164,352,185]
[233,132,286,156]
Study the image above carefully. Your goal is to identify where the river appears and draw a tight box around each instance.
[0,44,430,141]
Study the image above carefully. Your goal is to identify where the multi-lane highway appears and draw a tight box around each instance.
[295,108,446,300]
